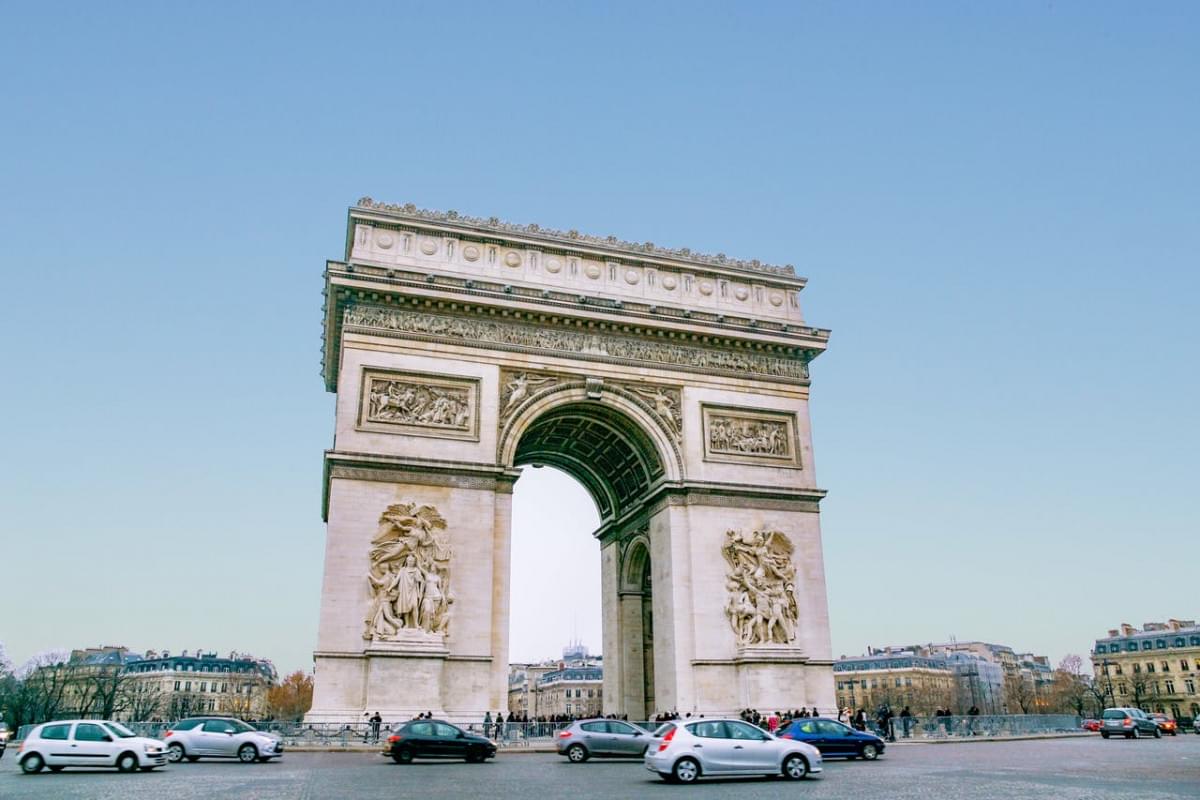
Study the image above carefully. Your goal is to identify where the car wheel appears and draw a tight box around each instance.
[1131,727,1140,739]
[861,743,879,760]
[783,754,809,780]
[117,752,139,773]
[20,753,45,774]
[465,747,484,763]
[566,744,588,763]
[238,744,259,763]
[673,757,700,784]
[393,746,414,764]
[167,743,185,763]
[48,766,65,773]
[1153,728,1162,739]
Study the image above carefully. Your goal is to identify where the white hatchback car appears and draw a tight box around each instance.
[18,720,167,773]
[644,718,822,783]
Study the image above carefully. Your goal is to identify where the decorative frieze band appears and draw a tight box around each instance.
[344,306,809,382]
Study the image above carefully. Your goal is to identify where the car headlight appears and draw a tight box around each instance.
[144,744,162,753]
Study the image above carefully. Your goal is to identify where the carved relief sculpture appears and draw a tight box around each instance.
[722,529,799,646]
[709,415,789,457]
[363,503,454,641]
[702,405,800,467]
[357,369,479,440]
[344,307,809,381]
[499,371,559,421]
[627,384,682,440]
[367,378,471,430]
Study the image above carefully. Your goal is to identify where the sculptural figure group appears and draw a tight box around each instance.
[709,416,790,457]
[363,503,454,640]
[722,528,799,645]
[367,379,471,429]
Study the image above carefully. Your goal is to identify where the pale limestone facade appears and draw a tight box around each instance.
[308,199,834,722]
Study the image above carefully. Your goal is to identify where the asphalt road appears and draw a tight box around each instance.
[2,736,1198,799]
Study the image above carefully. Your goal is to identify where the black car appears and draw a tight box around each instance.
[778,717,886,760]
[384,719,496,763]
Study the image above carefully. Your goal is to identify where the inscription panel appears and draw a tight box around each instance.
[357,368,480,441]
[701,404,800,468]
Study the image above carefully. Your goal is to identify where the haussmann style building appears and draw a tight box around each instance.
[1092,620,1200,721]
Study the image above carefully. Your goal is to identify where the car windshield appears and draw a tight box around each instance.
[103,722,138,738]
[652,723,675,737]
[224,719,256,733]
[1102,709,1127,719]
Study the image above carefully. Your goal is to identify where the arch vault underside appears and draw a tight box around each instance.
[308,199,835,722]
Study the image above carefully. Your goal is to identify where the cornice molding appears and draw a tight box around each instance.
[354,197,798,279]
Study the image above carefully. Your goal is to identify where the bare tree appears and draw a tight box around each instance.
[1003,673,1035,714]
[1048,655,1091,716]
[84,665,132,720]
[121,679,164,721]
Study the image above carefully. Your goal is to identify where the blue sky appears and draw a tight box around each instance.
[1,2,1196,677]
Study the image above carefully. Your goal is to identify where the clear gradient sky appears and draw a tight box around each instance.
[1,2,1196,677]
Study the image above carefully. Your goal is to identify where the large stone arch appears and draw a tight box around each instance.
[498,383,683,524]
[308,199,835,723]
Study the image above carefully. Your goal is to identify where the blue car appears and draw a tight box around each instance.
[778,718,885,760]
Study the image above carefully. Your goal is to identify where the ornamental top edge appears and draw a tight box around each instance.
[353,197,798,278]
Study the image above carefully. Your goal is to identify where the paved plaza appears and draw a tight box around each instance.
[2,736,1197,799]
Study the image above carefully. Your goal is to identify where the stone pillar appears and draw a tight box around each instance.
[600,541,622,717]
[489,490,513,712]
[619,592,647,717]
[307,460,517,723]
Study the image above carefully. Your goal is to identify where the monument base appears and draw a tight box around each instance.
[690,647,833,716]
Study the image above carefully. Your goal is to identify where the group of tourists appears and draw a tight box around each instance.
[738,708,821,732]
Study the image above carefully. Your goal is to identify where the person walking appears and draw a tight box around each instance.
[369,711,382,744]
[899,706,913,738]
[495,711,506,743]
[483,711,492,740]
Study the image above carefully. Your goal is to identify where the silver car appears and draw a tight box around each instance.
[556,719,651,762]
[164,716,283,763]
[644,718,822,784]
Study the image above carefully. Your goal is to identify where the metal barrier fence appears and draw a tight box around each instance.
[870,714,1082,739]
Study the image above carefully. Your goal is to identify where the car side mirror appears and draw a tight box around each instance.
[633,731,642,737]
[457,732,465,738]
[102,735,113,742]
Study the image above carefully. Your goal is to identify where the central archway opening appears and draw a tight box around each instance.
[506,401,668,722]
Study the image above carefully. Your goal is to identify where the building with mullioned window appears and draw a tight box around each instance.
[123,649,277,721]
[508,644,603,719]
[1092,619,1200,722]
[834,650,956,714]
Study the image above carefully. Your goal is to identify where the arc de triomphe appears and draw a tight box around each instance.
[308,199,834,721]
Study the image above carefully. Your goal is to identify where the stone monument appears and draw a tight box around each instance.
[308,199,835,721]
